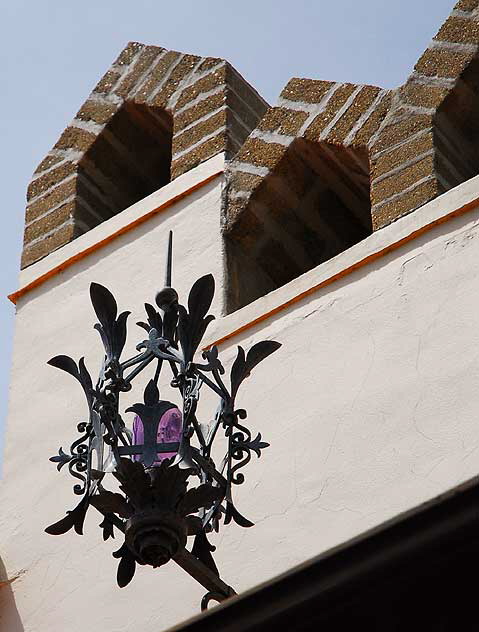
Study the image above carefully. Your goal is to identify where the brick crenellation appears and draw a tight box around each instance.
[221,0,479,309]
[23,0,479,310]
[369,0,479,229]
[22,43,268,269]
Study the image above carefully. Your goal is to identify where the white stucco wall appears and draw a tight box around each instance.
[2,159,479,631]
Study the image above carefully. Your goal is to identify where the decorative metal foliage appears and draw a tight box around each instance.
[45,232,281,608]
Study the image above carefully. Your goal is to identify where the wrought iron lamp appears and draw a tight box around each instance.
[45,232,281,609]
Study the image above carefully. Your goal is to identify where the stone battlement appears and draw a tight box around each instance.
[22,1,479,311]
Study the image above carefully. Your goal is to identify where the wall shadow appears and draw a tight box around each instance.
[0,556,24,632]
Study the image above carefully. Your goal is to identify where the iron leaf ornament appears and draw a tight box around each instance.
[45,232,281,610]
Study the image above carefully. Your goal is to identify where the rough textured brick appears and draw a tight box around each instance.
[27,162,77,201]
[435,151,463,188]
[415,48,473,78]
[21,223,77,268]
[198,57,223,72]
[135,50,180,103]
[225,202,266,246]
[174,67,227,111]
[24,201,75,244]
[371,113,432,155]
[234,138,288,169]
[86,136,147,203]
[225,112,250,149]
[94,69,122,94]
[354,92,392,146]
[257,107,309,135]
[328,86,382,143]
[171,132,227,178]
[54,127,96,153]
[27,0,479,271]
[435,17,479,44]
[257,238,302,285]
[222,0,479,301]
[400,82,449,109]
[100,107,166,162]
[372,154,435,202]
[250,180,303,231]
[226,66,267,114]
[280,78,334,104]
[316,143,370,203]
[454,0,479,11]
[304,84,358,141]
[372,132,434,179]
[372,179,443,230]
[115,46,160,98]
[227,89,267,133]
[77,176,116,218]
[268,145,314,199]
[150,54,201,108]
[26,179,77,224]
[22,42,266,268]
[114,42,143,66]
[74,200,103,229]
[173,110,227,154]
[228,171,263,192]
[224,198,249,230]
[76,100,119,125]
[174,93,225,132]
[34,154,63,175]
[27,0,479,274]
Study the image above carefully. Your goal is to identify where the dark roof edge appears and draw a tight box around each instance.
[168,476,479,631]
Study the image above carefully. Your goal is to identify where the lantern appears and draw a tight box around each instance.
[45,232,281,609]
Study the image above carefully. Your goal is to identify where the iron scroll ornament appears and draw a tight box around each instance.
[45,233,281,609]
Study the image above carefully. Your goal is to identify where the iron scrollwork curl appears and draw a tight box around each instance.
[229,413,269,486]
[49,420,92,495]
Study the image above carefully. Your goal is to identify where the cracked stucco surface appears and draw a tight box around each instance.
[2,170,479,630]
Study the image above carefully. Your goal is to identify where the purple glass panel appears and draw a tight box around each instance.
[132,407,182,465]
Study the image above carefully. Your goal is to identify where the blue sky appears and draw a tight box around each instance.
[1,0,454,460]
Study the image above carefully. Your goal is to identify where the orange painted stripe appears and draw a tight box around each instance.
[9,182,479,351]
[205,194,479,349]
[8,171,222,305]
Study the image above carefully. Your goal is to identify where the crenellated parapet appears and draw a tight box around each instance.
[22,1,479,311]
[23,43,267,269]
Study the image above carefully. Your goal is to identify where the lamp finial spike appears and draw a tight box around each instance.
[165,231,173,288]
